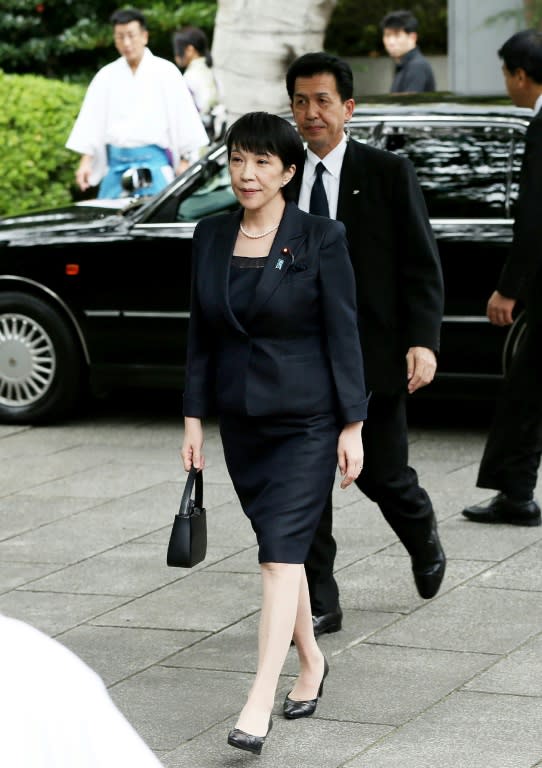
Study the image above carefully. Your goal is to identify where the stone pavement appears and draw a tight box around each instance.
[1,396,541,768]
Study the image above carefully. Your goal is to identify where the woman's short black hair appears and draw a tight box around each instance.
[226,112,305,201]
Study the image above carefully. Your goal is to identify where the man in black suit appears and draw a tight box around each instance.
[286,52,446,636]
[462,30,542,528]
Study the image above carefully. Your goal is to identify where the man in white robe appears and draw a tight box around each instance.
[66,7,209,198]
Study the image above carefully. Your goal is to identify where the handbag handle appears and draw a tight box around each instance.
[179,466,203,517]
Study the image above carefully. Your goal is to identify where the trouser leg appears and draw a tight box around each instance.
[305,391,435,614]
[477,329,542,500]
[304,490,339,615]
[357,392,435,558]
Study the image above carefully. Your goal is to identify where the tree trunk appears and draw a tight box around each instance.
[212,0,337,123]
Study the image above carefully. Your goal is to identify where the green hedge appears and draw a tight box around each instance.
[0,70,85,217]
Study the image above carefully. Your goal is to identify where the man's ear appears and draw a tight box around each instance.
[344,98,355,122]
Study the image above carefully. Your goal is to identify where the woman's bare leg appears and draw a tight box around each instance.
[288,569,326,701]
[234,562,302,736]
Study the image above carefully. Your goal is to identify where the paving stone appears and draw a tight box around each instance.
[161,718,392,768]
[344,690,542,768]
[337,553,488,613]
[316,643,496,725]
[21,459,177,498]
[464,633,542,696]
[92,571,261,632]
[57,624,206,686]
[470,539,542,591]
[0,590,125,635]
[0,494,111,540]
[365,585,542,654]
[2,407,541,768]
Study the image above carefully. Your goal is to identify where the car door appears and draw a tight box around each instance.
[84,149,239,383]
[361,116,526,394]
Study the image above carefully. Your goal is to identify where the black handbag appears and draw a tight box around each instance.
[167,467,207,568]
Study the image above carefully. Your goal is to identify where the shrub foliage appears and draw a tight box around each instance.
[0,71,85,216]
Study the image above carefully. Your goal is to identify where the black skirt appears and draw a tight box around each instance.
[219,412,339,563]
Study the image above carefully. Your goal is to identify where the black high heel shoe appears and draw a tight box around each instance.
[283,657,329,719]
[227,716,273,755]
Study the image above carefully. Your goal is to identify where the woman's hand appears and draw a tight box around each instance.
[181,416,205,471]
[337,421,364,489]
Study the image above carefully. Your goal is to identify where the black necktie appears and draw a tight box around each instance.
[309,162,329,217]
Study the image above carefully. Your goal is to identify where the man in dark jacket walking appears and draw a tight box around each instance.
[286,52,446,637]
[462,29,542,528]
[381,9,436,93]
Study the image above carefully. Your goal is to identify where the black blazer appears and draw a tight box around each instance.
[294,139,444,393]
[183,201,368,423]
[498,110,542,323]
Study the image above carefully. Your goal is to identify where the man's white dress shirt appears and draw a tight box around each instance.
[297,134,348,220]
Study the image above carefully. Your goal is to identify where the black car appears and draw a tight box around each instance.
[0,96,531,424]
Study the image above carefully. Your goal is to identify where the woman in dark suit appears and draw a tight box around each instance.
[181,112,368,754]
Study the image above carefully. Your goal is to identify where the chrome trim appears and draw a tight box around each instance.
[84,310,121,317]
[442,315,488,323]
[134,222,196,233]
[354,115,530,129]
[0,275,90,364]
[123,311,190,319]
[86,310,482,323]
[84,310,190,319]
[430,218,512,226]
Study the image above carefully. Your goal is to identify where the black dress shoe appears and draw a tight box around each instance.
[227,716,273,755]
[312,606,343,637]
[411,523,446,599]
[283,657,329,719]
[462,493,541,526]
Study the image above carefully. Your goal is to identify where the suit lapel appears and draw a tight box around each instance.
[211,208,247,334]
[244,202,306,325]
[337,140,365,224]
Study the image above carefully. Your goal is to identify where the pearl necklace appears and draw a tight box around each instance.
[239,221,279,239]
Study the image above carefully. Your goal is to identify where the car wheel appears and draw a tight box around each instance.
[0,292,84,424]
[502,309,527,376]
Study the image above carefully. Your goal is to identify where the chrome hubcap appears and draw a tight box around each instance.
[0,313,55,406]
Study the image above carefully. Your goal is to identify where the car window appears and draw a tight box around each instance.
[176,162,239,222]
[348,122,383,145]
[378,122,520,218]
[508,130,525,215]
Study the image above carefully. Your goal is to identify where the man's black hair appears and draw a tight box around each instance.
[286,52,353,102]
[110,7,147,28]
[498,28,542,84]
[226,112,305,202]
[380,10,418,34]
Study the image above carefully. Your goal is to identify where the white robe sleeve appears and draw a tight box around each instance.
[65,68,109,186]
[0,615,164,768]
